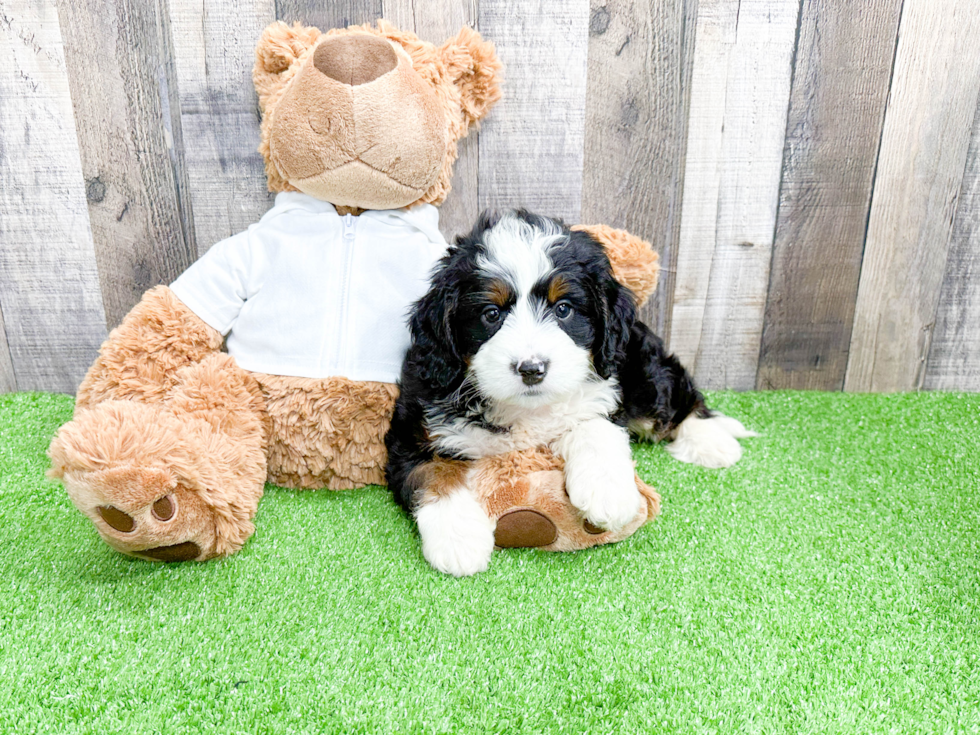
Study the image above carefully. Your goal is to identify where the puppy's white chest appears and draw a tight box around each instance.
[501,404,589,449]
[429,379,620,459]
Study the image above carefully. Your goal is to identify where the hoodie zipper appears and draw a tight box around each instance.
[337,213,356,374]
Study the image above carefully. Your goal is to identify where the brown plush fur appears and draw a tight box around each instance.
[410,458,472,504]
[49,20,663,563]
[257,374,398,489]
[254,20,502,209]
[75,285,225,408]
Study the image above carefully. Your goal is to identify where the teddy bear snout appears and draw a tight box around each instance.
[313,34,398,86]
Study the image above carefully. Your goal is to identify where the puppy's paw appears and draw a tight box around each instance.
[415,489,495,577]
[566,463,643,533]
[667,412,757,469]
[555,418,641,533]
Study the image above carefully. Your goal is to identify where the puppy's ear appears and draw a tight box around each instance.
[409,272,466,391]
[592,282,636,378]
[594,281,637,380]
[439,27,503,129]
[566,227,636,379]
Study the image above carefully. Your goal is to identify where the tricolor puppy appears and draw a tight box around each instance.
[386,210,755,576]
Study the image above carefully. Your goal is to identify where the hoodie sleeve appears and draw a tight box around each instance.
[169,225,263,336]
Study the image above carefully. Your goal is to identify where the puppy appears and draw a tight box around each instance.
[386,210,755,576]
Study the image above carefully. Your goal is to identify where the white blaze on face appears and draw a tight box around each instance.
[470,215,594,407]
[477,214,562,294]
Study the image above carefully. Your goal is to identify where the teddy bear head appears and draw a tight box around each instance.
[252,20,502,211]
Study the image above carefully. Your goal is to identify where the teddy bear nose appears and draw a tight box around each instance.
[313,34,398,86]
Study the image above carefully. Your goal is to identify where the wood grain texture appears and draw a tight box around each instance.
[656,0,698,342]
[924,96,980,391]
[169,0,276,254]
[756,0,903,391]
[57,0,198,329]
[6,0,980,394]
[382,0,480,241]
[668,0,800,389]
[477,0,590,222]
[0,1,108,393]
[276,0,381,30]
[845,0,980,393]
[580,0,697,338]
[0,304,16,393]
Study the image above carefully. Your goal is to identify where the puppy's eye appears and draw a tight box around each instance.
[482,306,501,324]
[554,301,573,319]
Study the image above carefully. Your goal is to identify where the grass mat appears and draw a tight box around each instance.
[1,391,977,733]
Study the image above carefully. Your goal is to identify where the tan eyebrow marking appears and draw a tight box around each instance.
[547,276,570,303]
[486,279,512,306]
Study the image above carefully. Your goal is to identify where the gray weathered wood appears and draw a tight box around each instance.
[924,95,980,391]
[477,0,590,222]
[756,0,903,391]
[845,0,980,392]
[0,0,108,393]
[580,0,697,337]
[57,0,198,329]
[276,0,382,30]
[0,304,16,393]
[383,0,480,241]
[658,0,698,343]
[6,0,980,394]
[169,0,276,254]
[668,0,800,389]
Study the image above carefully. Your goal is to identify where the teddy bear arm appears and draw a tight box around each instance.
[75,285,224,410]
[494,468,659,552]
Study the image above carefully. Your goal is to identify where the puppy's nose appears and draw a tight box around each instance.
[313,34,398,86]
[516,359,549,386]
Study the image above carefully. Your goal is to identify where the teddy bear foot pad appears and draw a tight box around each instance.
[494,509,558,548]
[95,497,203,561]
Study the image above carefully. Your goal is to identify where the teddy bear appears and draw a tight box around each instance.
[47,20,662,563]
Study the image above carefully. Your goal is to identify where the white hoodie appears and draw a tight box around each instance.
[170,192,448,382]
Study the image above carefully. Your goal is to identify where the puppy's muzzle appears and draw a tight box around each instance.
[515,359,549,386]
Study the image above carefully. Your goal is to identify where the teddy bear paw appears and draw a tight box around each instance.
[48,401,263,562]
[63,465,220,562]
[488,470,655,553]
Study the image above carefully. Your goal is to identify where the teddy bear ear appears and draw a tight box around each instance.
[438,27,503,129]
[571,224,661,308]
[253,21,321,109]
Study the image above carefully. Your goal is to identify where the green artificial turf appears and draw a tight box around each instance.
[0,390,978,734]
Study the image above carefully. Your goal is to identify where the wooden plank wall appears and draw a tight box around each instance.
[845,0,980,392]
[169,0,277,256]
[757,0,903,391]
[925,96,980,391]
[0,1,108,393]
[580,0,698,337]
[669,0,800,390]
[2,0,980,394]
